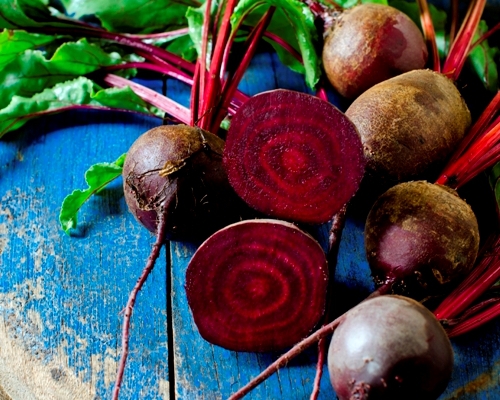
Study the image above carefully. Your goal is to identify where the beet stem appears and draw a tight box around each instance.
[436,91,500,188]
[449,0,459,46]
[442,0,487,80]
[211,6,276,132]
[416,0,441,72]
[446,300,500,337]
[111,200,170,400]
[310,337,326,400]
[471,21,500,49]
[199,0,239,131]
[309,206,347,400]
[102,74,191,124]
[228,314,345,400]
[434,235,500,320]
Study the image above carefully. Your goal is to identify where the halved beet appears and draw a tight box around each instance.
[223,89,365,225]
[185,219,328,352]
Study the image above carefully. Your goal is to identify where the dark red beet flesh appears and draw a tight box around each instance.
[328,295,454,400]
[122,124,250,242]
[322,3,428,99]
[223,89,365,225]
[185,219,328,352]
[365,181,480,298]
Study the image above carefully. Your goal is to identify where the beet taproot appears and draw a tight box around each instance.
[223,89,365,225]
[322,3,428,99]
[185,219,329,352]
[328,295,454,400]
[365,180,480,297]
[122,124,249,242]
[345,69,471,184]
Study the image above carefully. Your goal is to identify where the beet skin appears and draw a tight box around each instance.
[346,69,471,184]
[328,295,454,400]
[322,3,428,99]
[365,181,480,297]
[122,124,249,242]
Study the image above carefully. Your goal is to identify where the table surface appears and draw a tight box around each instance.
[0,51,499,400]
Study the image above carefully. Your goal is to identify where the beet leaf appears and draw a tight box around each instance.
[59,153,126,234]
[231,0,320,88]
[0,77,163,136]
[0,37,126,109]
[59,0,200,33]
[0,29,61,68]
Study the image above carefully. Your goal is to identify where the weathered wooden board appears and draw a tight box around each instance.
[0,51,499,400]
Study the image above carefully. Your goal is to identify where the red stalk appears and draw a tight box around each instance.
[105,61,194,86]
[449,0,460,46]
[210,6,276,133]
[103,74,191,124]
[264,31,303,62]
[434,235,500,320]
[471,21,500,49]
[220,1,267,82]
[436,91,500,188]
[442,0,487,80]
[310,337,326,400]
[38,26,196,73]
[228,314,346,400]
[416,0,441,72]
[446,299,500,337]
[198,0,239,131]
[111,199,170,400]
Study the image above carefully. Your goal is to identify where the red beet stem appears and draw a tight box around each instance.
[437,119,500,189]
[112,200,170,400]
[471,21,500,49]
[435,91,500,188]
[228,314,346,400]
[264,31,303,63]
[310,337,327,400]
[434,235,500,320]
[449,0,460,45]
[102,74,191,124]
[310,206,347,400]
[105,61,194,86]
[446,299,500,337]
[211,6,276,132]
[416,0,441,72]
[442,0,487,80]
[199,0,239,131]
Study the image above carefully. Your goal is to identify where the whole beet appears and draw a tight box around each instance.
[122,124,248,242]
[322,3,428,99]
[346,69,471,184]
[365,181,480,297]
[328,295,454,400]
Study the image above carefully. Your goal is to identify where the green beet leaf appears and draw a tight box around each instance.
[0,29,61,69]
[0,38,125,109]
[231,0,320,89]
[59,153,127,234]
[0,76,163,137]
[59,0,198,33]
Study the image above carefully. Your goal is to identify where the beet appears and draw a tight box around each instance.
[328,295,454,400]
[122,124,249,242]
[365,181,480,298]
[185,219,328,352]
[345,69,471,184]
[223,89,365,225]
[322,3,428,99]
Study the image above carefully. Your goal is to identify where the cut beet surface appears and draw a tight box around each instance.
[223,89,365,224]
[185,219,329,352]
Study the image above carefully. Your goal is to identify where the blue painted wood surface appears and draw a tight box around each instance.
[0,52,499,399]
